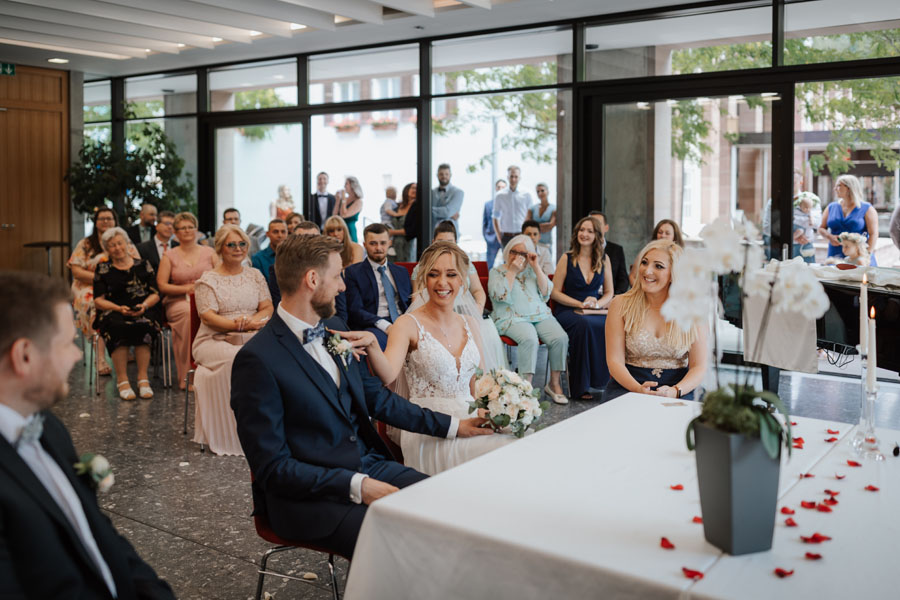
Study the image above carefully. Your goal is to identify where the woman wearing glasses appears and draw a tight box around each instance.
[192,224,273,455]
[488,234,569,404]
[156,212,217,390]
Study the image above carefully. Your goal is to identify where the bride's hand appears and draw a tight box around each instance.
[457,416,495,437]
[329,329,378,359]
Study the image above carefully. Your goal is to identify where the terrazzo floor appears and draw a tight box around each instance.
[54,343,900,599]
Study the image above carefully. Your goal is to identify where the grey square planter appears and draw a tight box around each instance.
[694,421,781,555]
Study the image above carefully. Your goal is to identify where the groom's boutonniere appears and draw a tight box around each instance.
[74,453,115,493]
[326,333,353,367]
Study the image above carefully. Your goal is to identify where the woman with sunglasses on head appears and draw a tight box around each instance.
[156,212,217,390]
[818,174,878,265]
[191,224,273,456]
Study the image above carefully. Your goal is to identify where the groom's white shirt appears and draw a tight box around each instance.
[277,303,459,504]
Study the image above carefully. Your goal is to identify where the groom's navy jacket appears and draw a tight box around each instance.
[231,313,450,542]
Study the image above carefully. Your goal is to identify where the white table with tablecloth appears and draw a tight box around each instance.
[344,394,896,599]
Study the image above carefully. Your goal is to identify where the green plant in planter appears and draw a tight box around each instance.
[686,384,793,460]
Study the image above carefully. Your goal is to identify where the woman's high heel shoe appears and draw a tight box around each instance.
[117,381,136,401]
[137,379,153,399]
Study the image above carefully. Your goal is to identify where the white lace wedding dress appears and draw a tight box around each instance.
[400,314,515,475]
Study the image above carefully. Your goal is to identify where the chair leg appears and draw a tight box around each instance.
[164,330,173,388]
[93,333,101,397]
[183,369,194,434]
[328,553,339,600]
[255,546,294,600]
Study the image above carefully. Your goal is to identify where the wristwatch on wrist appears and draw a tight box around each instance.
[674,385,682,399]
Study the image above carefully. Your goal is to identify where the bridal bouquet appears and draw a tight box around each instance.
[469,369,549,438]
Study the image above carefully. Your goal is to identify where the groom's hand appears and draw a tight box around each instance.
[457,417,495,437]
[361,478,399,505]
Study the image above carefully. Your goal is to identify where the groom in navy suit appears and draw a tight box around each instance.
[344,222,412,349]
[231,234,491,558]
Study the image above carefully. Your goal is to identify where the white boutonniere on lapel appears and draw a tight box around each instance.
[326,333,353,368]
[73,453,115,493]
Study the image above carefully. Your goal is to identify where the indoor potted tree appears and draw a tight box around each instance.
[663,217,829,555]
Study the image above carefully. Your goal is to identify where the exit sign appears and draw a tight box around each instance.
[0,63,14,76]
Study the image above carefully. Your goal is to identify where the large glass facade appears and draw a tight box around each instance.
[125,117,198,215]
[308,45,418,105]
[785,0,900,64]
[209,59,298,111]
[125,72,197,117]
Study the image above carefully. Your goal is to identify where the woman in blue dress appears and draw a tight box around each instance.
[526,183,556,253]
[818,174,879,265]
[551,216,614,400]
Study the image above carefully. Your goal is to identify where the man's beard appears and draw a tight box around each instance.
[24,379,67,411]
[311,289,336,320]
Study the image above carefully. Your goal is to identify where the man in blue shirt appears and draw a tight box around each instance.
[252,219,288,285]
[483,179,506,268]
[431,163,465,234]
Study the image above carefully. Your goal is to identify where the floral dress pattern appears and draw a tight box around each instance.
[67,237,139,337]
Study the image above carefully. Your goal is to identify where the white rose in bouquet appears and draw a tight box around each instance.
[474,374,496,399]
[469,369,550,438]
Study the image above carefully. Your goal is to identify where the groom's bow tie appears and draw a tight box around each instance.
[303,322,327,344]
[15,413,44,449]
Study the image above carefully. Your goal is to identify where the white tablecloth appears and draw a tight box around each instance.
[344,394,878,600]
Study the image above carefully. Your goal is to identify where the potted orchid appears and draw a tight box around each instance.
[663,217,829,555]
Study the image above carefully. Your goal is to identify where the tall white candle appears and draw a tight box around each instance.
[860,273,868,352]
[867,307,877,393]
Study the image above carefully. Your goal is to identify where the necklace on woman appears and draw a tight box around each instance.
[425,308,456,351]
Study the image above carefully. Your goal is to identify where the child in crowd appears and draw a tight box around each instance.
[830,232,869,266]
[792,193,817,263]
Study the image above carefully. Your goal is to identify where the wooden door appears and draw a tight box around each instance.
[0,66,69,275]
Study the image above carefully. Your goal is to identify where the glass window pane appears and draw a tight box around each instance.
[785,0,900,64]
[125,117,198,214]
[431,89,571,265]
[84,123,111,144]
[215,123,303,232]
[585,7,772,80]
[311,111,417,248]
[309,45,418,105]
[125,72,197,117]
[433,28,572,94]
[84,80,110,123]
[794,76,900,265]
[209,58,298,112]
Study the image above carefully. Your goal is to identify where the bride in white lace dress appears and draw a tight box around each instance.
[359,241,516,475]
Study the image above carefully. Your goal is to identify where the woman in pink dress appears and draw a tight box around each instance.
[156,212,217,390]
[192,224,273,455]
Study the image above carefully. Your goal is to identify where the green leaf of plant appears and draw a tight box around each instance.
[758,412,780,460]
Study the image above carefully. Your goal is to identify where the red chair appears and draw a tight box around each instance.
[395,261,417,277]
[480,277,491,313]
[472,260,489,278]
[183,294,201,435]
[251,474,347,600]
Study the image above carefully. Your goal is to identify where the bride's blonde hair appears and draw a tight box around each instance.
[413,241,470,294]
[618,239,696,352]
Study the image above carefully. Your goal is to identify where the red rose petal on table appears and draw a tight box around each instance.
[670,484,684,491]
[816,503,833,512]
[847,460,862,467]
[823,489,840,496]
[865,485,880,492]
[774,568,795,578]
[805,552,823,560]
[793,443,804,449]
[781,507,796,515]
[800,473,815,479]
[827,429,840,435]
[800,501,817,509]
[793,437,805,444]
[823,497,838,506]
[682,567,704,580]
[801,532,832,544]
[791,421,798,426]
[835,474,846,480]
[785,518,798,527]
[692,516,703,524]
[825,437,838,443]
[660,537,675,550]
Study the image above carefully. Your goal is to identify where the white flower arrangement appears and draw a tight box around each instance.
[74,453,115,493]
[469,369,549,438]
[326,333,354,367]
[744,258,830,317]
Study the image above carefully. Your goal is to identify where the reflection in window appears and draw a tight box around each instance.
[125,72,197,118]
[84,80,111,123]
[209,59,298,112]
[125,118,198,215]
[785,0,900,64]
[309,45,418,105]
[84,123,111,144]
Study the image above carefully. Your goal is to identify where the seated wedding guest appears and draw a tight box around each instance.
[231,234,490,558]
[590,211,630,294]
[334,175,364,243]
[324,215,365,268]
[551,217,614,400]
[294,220,320,235]
[285,212,303,235]
[136,210,176,273]
[628,219,685,286]
[92,228,162,401]
[526,182,556,254]
[819,174,878,266]
[126,202,157,245]
[192,225,273,455]
[345,223,412,349]
[0,271,176,600]
[157,212,217,390]
[522,219,555,274]
[489,235,568,404]
[603,239,708,402]
[252,219,288,285]
[387,182,417,263]
[411,221,507,371]
[68,207,138,376]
